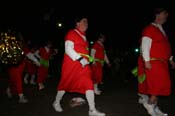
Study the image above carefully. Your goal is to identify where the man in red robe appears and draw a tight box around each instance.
[35,41,52,90]
[137,56,149,104]
[52,17,106,116]
[24,45,39,85]
[7,44,40,103]
[90,34,111,95]
[139,8,174,116]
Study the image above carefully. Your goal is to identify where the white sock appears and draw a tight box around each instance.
[55,90,65,103]
[86,90,96,111]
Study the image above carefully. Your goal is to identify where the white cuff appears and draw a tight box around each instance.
[26,52,40,65]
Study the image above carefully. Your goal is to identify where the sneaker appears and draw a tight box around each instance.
[155,106,168,116]
[53,101,63,112]
[138,97,147,104]
[19,96,28,103]
[138,94,149,101]
[89,109,106,116]
[143,103,157,116]
[69,97,86,107]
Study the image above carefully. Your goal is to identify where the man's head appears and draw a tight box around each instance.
[98,34,106,43]
[154,8,168,24]
[74,16,88,32]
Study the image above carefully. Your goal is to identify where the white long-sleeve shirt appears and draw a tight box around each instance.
[65,40,81,61]
[26,52,40,66]
[141,23,171,61]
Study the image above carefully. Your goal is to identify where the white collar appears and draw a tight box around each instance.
[74,29,86,41]
[151,23,166,36]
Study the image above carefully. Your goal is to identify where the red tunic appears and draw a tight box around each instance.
[141,24,171,96]
[57,29,93,94]
[137,56,147,94]
[37,47,51,83]
[91,42,105,83]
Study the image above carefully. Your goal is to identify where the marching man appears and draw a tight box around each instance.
[52,17,106,116]
[139,8,174,116]
[35,41,52,90]
[90,34,111,95]
[7,40,40,103]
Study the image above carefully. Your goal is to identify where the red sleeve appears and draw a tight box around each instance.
[65,30,76,42]
[92,42,98,50]
[142,25,154,39]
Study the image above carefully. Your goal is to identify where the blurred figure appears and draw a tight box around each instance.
[90,34,111,95]
[35,41,52,90]
[24,43,39,85]
[7,38,40,103]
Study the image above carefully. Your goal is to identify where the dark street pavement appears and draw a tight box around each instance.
[0,71,175,116]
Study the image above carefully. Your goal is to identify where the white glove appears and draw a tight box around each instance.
[80,58,89,67]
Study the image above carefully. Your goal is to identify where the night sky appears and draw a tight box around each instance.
[0,0,175,50]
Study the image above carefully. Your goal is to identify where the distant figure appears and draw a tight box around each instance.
[7,38,40,103]
[90,34,111,95]
[35,41,52,90]
[24,43,39,85]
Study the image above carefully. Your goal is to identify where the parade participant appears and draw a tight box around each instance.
[140,8,173,116]
[7,38,40,103]
[35,41,52,90]
[90,34,111,95]
[52,17,106,116]
[24,44,39,85]
[137,56,149,104]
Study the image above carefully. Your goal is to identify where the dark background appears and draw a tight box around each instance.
[0,0,175,66]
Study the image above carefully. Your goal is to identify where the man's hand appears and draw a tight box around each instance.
[145,61,151,69]
[80,58,89,67]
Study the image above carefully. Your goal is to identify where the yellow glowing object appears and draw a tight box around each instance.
[0,31,24,65]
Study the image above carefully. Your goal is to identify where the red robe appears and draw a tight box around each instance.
[37,47,51,83]
[57,29,93,94]
[91,41,105,84]
[141,24,171,96]
[8,48,29,95]
[25,49,37,75]
[137,56,147,94]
